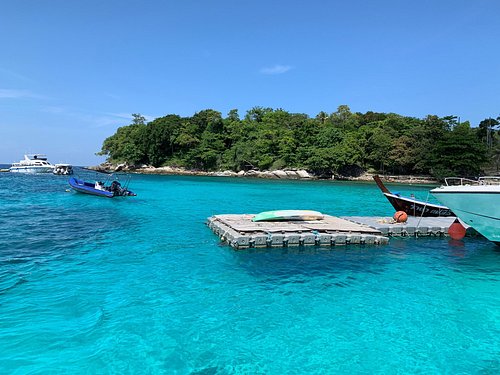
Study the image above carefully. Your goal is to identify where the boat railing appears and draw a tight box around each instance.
[444,176,500,186]
[478,176,500,185]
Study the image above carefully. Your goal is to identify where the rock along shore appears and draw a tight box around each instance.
[89,163,439,184]
[100,164,316,180]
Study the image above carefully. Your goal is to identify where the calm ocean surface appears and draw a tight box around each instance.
[0,172,499,374]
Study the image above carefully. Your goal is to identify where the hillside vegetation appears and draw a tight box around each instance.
[98,106,499,179]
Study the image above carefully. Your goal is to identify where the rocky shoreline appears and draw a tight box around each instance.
[91,163,439,184]
[96,164,317,180]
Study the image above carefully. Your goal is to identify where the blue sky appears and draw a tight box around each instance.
[1,0,499,165]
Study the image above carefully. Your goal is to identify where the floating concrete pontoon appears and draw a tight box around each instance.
[341,216,471,237]
[207,214,389,250]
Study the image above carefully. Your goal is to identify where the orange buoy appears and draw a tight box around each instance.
[448,218,466,240]
[393,211,408,223]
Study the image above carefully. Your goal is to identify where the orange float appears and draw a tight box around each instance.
[448,218,466,240]
[393,211,408,223]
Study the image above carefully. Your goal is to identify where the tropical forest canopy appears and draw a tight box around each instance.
[98,106,500,179]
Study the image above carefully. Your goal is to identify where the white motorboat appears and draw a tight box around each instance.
[53,163,74,175]
[431,177,500,245]
[9,154,55,174]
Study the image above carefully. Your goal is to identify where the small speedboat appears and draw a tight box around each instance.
[53,163,73,175]
[69,177,136,198]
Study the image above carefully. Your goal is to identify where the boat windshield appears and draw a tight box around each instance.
[444,176,500,186]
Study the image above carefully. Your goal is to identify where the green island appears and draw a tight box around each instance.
[98,105,499,180]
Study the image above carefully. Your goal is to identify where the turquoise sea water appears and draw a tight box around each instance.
[1,172,499,374]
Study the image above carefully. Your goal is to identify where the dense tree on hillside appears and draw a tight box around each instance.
[97,106,494,179]
[430,122,488,178]
[98,114,148,164]
[477,117,499,148]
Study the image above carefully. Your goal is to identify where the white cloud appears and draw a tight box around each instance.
[41,106,66,114]
[106,112,156,122]
[104,92,120,100]
[107,112,134,120]
[0,88,32,98]
[92,115,127,128]
[0,67,32,82]
[37,106,125,128]
[37,105,156,128]
[0,88,46,99]
[260,64,293,75]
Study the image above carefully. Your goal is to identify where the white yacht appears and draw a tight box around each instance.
[9,154,55,174]
[431,177,500,245]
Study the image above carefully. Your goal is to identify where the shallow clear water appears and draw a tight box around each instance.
[1,172,499,374]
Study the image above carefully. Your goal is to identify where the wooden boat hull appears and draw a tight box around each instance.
[382,192,455,217]
[373,175,455,217]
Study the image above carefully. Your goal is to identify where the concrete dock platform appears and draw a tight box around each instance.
[207,214,474,250]
[207,214,389,249]
[341,216,470,237]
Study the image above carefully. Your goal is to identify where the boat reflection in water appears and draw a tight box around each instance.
[431,177,500,245]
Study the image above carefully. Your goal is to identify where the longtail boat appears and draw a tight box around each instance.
[373,175,455,217]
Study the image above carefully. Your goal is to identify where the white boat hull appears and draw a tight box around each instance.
[432,186,500,244]
[9,166,54,174]
[9,154,56,174]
